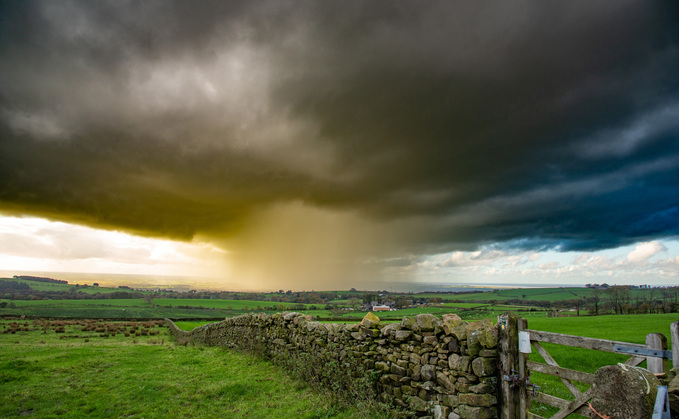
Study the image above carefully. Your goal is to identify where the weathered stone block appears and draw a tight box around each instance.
[375,361,390,372]
[395,330,413,341]
[424,335,438,345]
[422,364,437,381]
[415,314,440,332]
[467,332,481,357]
[283,312,301,321]
[361,312,380,329]
[477,324,498,349]
[412,364,422,381]
[436,371,456,392]
[590,364,660,419]
[458,393,496,407]
[393,386,402,398]
[468,382,494,394]
[458,405,497,419]
[451,324,468,341]
[471,357,496,377]
[449,353,470,372]
[391,363,407,376]
[440,394,459,407]
[361,327,380,338]
[442,313,464,335]
[380,322,401,337]
[401,316,418,331]
[401,384,415,396]
[478,349,497,357]
[434,404,451,419]
[408,395,428,412]
[669,370,679,415]
[448,338,459,352]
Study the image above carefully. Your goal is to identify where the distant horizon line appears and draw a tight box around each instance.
[0,268,622,293]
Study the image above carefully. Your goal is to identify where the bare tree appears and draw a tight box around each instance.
[606,286,629,314]
[647,287,658,313]
[660,287,673,313]
[590,288,601,315]
[143,293,156,307]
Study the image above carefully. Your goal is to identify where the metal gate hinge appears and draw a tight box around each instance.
[614,345,672,360]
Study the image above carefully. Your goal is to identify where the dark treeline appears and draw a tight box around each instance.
[13,275,68,284]
[0,288,144,301]
[0,281,31,291]
[478,286,679,315]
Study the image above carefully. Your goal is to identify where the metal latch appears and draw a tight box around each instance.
[502,370,540,396]
[526,379,541,397]
[502,369,521,388]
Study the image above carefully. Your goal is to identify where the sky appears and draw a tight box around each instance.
[1,1,678,291]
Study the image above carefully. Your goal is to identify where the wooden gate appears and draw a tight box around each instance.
[498,312,679,419]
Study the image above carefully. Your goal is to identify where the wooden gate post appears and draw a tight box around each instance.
[498,312,524,419]
[671,321,679,370]
[646,333,668,375]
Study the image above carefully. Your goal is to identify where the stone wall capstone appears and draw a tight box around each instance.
[165,312,500,418]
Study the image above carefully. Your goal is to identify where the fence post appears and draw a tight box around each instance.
[518,317,529,416]
[646,333,668,375]
[498,312,523,419]
[672,321,679,370]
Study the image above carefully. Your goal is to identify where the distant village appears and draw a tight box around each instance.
[584,283,653,289]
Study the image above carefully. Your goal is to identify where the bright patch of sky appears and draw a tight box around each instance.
[404,239,679,287]
[0,215,227,279]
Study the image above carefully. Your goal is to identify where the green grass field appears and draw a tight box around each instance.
[1,277,125,294]
[0,298,332,319]
[415,286,656,303]
[0,296,572,322]
[0,320,386,418]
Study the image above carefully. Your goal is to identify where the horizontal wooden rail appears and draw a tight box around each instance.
[527,360,595,384]
[525,329,645,353]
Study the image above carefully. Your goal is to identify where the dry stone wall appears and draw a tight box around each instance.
[166,312,500,419]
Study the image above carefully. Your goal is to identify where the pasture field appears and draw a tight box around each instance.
[174,320,217,331]
[0,319,384,418]
[0,298,330,319]
[0,296,556,322]
[0,299,227,319]
[153,298,325,310]
[415,286,654,303]
[522,313,678,417]
[1,276,125,294]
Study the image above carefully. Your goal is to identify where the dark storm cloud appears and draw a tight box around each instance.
[1,0,679,258]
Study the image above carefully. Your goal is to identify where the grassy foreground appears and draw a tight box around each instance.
[0,320,378,418]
